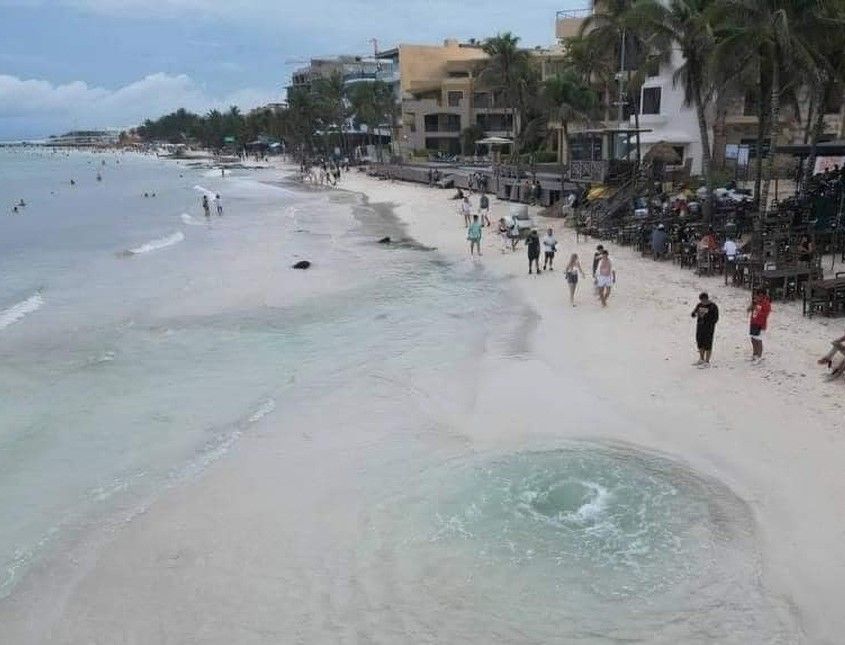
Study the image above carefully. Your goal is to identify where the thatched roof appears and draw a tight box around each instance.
[644,141,681,164]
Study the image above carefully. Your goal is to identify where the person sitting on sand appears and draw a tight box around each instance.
[818,334,845,378]
[453,188,465,201]
[526,229,542,275]
[564,253,586,306]
[467,214,483,257]
[596,250,616,307]
[691,292,719,368]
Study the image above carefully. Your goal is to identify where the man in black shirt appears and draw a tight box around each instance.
[526,229,542,275]
[691,292,719,367]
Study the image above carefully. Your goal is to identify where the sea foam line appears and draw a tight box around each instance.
[180,213,205,226]
[126,231,185,255]
[0,293,44,330]
[193,184,217,198]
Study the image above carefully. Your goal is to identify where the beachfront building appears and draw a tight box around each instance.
[289,55,399,151]
[553,4,845,177]
[553,6,703,174]
[376,40,518,157]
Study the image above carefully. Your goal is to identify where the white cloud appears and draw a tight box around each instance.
[0,73,278,132]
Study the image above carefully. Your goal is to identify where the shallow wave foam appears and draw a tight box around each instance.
[125,231,185,255]
[180,213,205,226]
[0,293,44,330]
[193,184,217,199]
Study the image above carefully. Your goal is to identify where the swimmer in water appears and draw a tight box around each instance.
[96,173,102,181]
[70,179,75,186]
[144,192,149,198]
[19,199,25,207]
[12,206,18,213]
[202,194,210,218]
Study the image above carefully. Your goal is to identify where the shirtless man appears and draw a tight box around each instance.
[595,250,616,307]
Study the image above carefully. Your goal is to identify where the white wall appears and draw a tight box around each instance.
[630,49,704,174]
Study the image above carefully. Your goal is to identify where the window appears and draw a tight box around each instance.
[424,114,439,133]
[444,114,461,131]
[641,87,661,115]
[447,91,463,107]
[743,92,758,116]
[476,113,513,131]
[823,84,843,114]
[740,137,771,159]
[405,113,416,133]
[672,146,685,163]
[447,71,470,78]
[645,59,660,78]
[473,92,491,108]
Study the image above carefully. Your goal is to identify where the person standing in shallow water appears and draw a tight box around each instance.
[691,292,719,367]
[467,214,483,257]
[215,194,223,216]
[526,229,542,275]
[202,195,210,219]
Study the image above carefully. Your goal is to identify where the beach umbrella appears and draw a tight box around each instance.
[644,141,681,164]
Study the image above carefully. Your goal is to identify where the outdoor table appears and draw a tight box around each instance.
[755,266,814,300]
[803,277,845,317]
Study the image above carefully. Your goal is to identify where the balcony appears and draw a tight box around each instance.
[556,8,592,40]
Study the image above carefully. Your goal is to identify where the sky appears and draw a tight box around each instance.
[0,0,582,140]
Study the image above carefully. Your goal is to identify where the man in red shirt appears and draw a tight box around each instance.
[748,288,772,363]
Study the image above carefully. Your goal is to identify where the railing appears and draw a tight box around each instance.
[569,160,608,182]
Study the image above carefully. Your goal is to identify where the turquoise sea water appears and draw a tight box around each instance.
[0,149,512,598]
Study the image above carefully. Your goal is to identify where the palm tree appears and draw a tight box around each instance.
[479,33,533,159]
[313,71,348,154]
[713,0,822,212]
[630,0,717,219]
[346,80,396,161]
[543,71,598,164]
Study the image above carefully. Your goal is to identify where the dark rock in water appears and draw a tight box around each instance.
[292,260,311,270]
[378,236,391,244]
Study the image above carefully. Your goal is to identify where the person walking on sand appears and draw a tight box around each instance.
[691,292,719,367]
[498,218,510,253]
[460,196,472,228]
[467,214,483,257]
[215,194,223,216]
[596,250,615,306]
[748,288,771,363]
[526,229,542,275]
[202,194,211,219]
[479,192,491,227]
[592,244,604,277]
[564,253,586,306]
[542,228,557,271]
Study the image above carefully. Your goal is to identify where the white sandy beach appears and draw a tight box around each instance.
[3,164,844,643]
